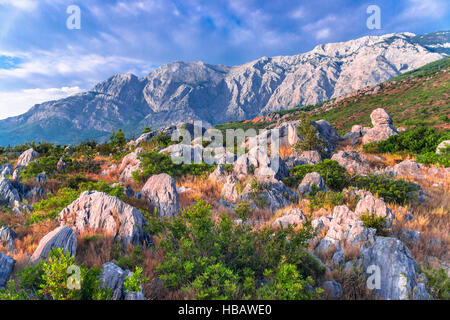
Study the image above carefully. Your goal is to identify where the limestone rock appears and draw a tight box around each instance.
[0,164,13,178]
[31,226,77,263]
[141,174,179,218]
[99,262,146,300]
[17,148,40,167]
[0,226,16,253]
[220,175,240,203]
[298,172,326,195]
[0,252,15,288]
[370,108,393,126]
[272,208,306,228]
[355,194,394,230]
[322,280,343,299]
[362,124,398,145]
[331,151,369,175]
[436,140,449,154]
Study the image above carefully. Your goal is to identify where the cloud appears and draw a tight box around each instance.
[0,86,82,119]
[0,0,37,12]
[401,0,448,19]
[315,28,331,40]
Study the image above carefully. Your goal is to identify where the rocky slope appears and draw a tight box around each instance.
[0,31,448,146]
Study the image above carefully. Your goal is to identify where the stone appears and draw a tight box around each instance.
[0,164,13,178]
[0,178,21,209]
[209,164,228,184]
[436,140,449,154]
[331,151,369,175]
[119,149,143,182]
[361,237,419,300]
[57,157,66,172]
[0,226,16,253]
[285,150,321,168]
[220,175,240,203]
[384,160,424,178]
[321,280,343,299]
[400,229,421,243]
[0,252,15,288]
[272,208,306,228]
[355,194,394,230]
[141,174,179,218]
[31,226,77,263]
[298,172,326,195]
[59,191,151,246]
[35,173,48,186]
[370,108,393,126]
[17,148,40,167]
[24,187,45,203]
[412,283,431,300]
[99,262,146,300]
[362,124,398,145]
[240,180,296,211]
[331,249,345,267]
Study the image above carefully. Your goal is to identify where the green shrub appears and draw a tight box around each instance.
[148,200,324,300]
[416,152,450,167]
[359,213,389,236]
[124,266,149,293]
[423,268,450,300]
[295,113,327,155]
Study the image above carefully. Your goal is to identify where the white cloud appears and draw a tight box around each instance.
[0,0,37,12]
[315,28,331,40]
[402,0,448,19]
[0,86,83,119]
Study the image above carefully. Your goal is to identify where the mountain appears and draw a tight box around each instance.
[0,31,448,146]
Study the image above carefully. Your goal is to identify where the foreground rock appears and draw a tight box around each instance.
[31,226,77,263]
[0,252,15,288]
[272,208,306,228]
[331,151,370,175]
[17,148,40,167]
[141,174,179,218]
[321,280,343,299]
[0,164,13,178]
[0,226,17,252]
[362,109,398,145]
[436,140,449,154]
[285,150,321,168]
[99,262,146,300]
[355,193,394,230]
[240,179,297,211]
[59,191,151,246]
[0,178,21,212]
[298,172,326,195]
[119,148,143,182]
[220,175,240,203]
[361,237,427,300]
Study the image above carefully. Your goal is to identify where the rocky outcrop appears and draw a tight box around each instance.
[384,160,424,178]
[17,148,40,167]
[57,157,66,172]
[59,191,150,246]
[240,180,296,211]
[220,175,240,203]
[208,165,228,184]
[141,174,179,218]
[355,194,394,230]
[0,226,16,253]
[361,237,426,300]
[99,262,146,300]
[331,151,370,175]
[298,172,326,195]
[119,148,143,182]
[0,164,13,178]
[272,208,306,228]
[0,178,21,211]
[362,109,398,145]
[285,150,321,168]
[321,280,343,299]
[31,226,77,263]
[0,252,15,288]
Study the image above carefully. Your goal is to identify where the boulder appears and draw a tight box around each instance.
[370,108,393,126]
[361,237,419,300]
[119,149,143,182]
[384,160,424,178]
[362,125,398,145]
[331,151,369,175]
[35,173,48,186]
[17,148,40,167]
[285,150,321,168]
[141,174,179,218]
[59,191,151,246]
[298,172,326,195]
[31,226,77,263]
[312,120,340,148]
[355,194,394,230]
[321,280,343,299]
[57,157,66,172]
[99,262,146,300]
[400,229,421,243]
[412,283,431,300]
[436,140,449,154]
[25,187,45,203]
[0,164,13,178]
[0,178,21,209]
[220,175,240,203]
[208,165,228,184]
[0,226,16,252]
[240,180,296,211]
[272,208,306,228]
[331,249,345,267]
[0,252,15,288]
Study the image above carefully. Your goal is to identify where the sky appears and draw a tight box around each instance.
[0,0,449,119]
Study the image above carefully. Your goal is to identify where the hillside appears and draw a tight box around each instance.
[0,31,448,146]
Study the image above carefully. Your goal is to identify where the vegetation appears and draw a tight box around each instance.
[295,113,327,155]
[147,200,325,300]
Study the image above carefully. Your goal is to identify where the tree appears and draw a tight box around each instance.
[142,126,152,134]
[295,113,326,154]
[115,128,126,147]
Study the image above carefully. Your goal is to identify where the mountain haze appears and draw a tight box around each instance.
[0,31,448,146]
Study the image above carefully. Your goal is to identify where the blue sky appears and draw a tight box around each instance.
[0,0,449,119]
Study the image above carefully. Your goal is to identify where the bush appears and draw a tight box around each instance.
[359,214,389,236]
[295,113,327,155]
[288,160,349,191]
[423,268,450,300]
[148,200,324,300]
[416,152,450,167]
[124,266,149,293]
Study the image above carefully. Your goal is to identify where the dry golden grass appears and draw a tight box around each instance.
[176,176,221,209]
[279,145,294,159]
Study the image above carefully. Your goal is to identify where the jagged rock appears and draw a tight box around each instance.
[298,172,326,195]
[0,164,13,178]
[285,150,321,168]
[355,194,394,230]
[59,191,151,246]
[436,140,450,154]
[0,252,15,289]
[208,165,228,184]
[24,187,45,203]
[0,226,16,252]
[11,168,20,185]
[312,215,332,233]
[240,179,296,211]
[331,151,369,175]
[65,146,73,156]
[312,120,340,151]
[119,148,143,182]
[370,108,393,126]
[57,157,66,172]
[141,174,179,218]
[17,148,40,167]
[220,175,240,203]
[99,262,146,300]
[361,237,420,300]
[130,130,158,147]
[0,178,21,209]
[412,283,431,300]
[400,229,421,243]
[31,226,77,263]
[35,173,48,186]
[384,160,424,178]
[331,249,345,267]
[322,280,343,299]
[362,125,398,144]
[272,208,306,228]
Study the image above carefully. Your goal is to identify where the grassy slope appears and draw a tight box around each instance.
[310,57,450,135]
